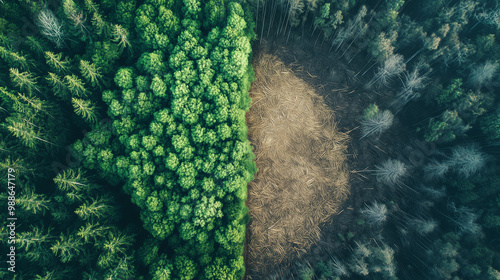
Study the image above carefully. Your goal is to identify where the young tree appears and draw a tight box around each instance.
[360,104,394,139]
[174,255,198,280]
[5,116,52,148]
[367,244,398,280]
[45,52,71,74]
[53,168,90,193]
[46,72,70,99]
[480,109,500,141]
[446,145,486,178]
[72,97,99,124]
[448,203,482,236]
[62,0,89,40]
[419,184,446,200]
[0,47,30,70]
[424,110,469,143]
[9,68,38,95]
[64,74,87,97]
[16,189,51,215]
[74,196,116,221]
[114,67,135,89]
[368,32,397,63]
[50,232,83,263]
[423,160,450,181]
[103,255,137,280]
[392,68,427,109]
[111,24,131,51]
[16,226,53,252]
[100,230,134,257]
[297,263,315,280]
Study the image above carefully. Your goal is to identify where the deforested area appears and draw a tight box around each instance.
[0,1,256,279]
[243,0,500,279]
[246,51,349,276]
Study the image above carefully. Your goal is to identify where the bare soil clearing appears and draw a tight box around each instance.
[245,48,350,277]
[243,32,403,278]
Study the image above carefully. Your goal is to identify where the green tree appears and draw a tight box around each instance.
[74,196,117,221]
[16,189,51,215]
[72,97,100,124]
[45,52,71,73]
[36,9,66,48]
[50,233,83,263]
[79,60,102,88]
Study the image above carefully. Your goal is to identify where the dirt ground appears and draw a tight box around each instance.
[244,30,398,279]
[245,48,350,277]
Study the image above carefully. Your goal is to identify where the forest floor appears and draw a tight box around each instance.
[244,30,401,279]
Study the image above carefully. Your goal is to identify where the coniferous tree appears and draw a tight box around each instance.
[72,97,100,123]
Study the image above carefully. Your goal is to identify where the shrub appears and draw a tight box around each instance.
[423,160,450,181]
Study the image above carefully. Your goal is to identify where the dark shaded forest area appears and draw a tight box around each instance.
[0,0,499,279]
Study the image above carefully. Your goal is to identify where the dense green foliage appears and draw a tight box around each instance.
[1,0,256,279]
[72,1,257,278]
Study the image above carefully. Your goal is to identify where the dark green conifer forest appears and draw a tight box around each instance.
[0,0,499,279]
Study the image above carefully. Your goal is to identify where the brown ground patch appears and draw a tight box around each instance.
[245,50,350,276]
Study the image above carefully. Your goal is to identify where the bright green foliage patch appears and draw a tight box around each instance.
[73,0,256,278]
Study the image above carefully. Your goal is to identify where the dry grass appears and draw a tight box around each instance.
[246,51,350,276]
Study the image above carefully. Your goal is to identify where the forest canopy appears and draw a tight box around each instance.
[1,0,255,279]
[1,0,500,279]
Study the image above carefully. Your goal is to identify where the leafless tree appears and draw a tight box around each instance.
[360,202,388,226]
[36,9,66,48]
[374,159,408,186]
[410,218,438,235]
[447,145,486,178]
[367,54,406,89]
[330,257,350,277]
[423,160,450,181]
[474,4,500,29]
[360,109,394,139]
[331,6,368,51]
[468,61,498,89]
